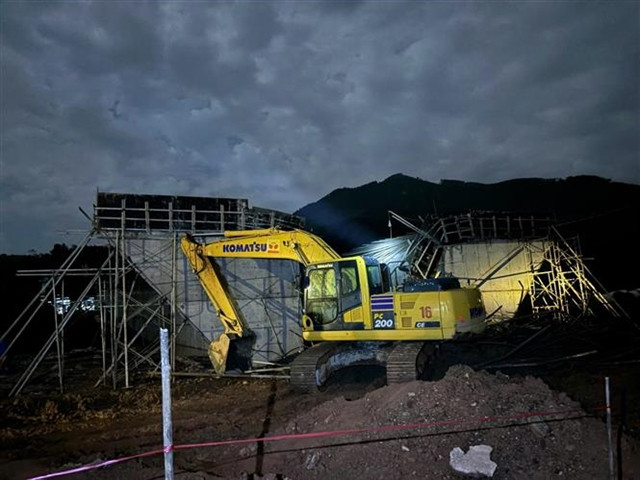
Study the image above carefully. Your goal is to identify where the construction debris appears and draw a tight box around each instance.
[449,445,498,478]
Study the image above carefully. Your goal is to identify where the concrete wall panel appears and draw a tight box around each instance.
[126,237,303,363]
[438,240,547,320]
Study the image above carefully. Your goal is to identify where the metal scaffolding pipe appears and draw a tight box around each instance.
[0,230,94,351]
[10,253,112,397]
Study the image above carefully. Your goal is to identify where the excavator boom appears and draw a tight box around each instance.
[197,228,340,264]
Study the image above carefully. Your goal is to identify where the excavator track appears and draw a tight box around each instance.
[290,342,342,392]
[292,341,434,390]
[386,342,429,384]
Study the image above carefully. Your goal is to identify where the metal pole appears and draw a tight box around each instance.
[121,212,129,388]
[51,281,64,393]
[60,279,65,374]
[99,277,106,385]
[606,376,615,480]
[109,246,116,389]
[113,231,119,389]
[160,328,174,480]
[171,235,177,373]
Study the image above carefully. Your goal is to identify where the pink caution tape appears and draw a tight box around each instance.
[28,405,604,480]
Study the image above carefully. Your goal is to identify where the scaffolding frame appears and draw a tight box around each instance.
[436,216,621,320]
[380,212,625,321]
[1,192,304,397]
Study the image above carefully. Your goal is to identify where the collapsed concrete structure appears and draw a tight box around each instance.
[351,212,620,322]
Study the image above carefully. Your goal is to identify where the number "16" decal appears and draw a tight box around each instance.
[420,306,432,318]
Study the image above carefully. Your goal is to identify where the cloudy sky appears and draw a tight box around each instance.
[1,1,638,253]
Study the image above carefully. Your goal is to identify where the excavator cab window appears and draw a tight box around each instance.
[339,261,360,312]
[306,267,338,324]
[366,264,384,295]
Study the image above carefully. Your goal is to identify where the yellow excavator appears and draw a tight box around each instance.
[181,228,486,391]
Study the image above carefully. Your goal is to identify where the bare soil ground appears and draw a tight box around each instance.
[1,360,639,480]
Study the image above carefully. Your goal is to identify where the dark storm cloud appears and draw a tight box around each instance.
[1,1,638,253]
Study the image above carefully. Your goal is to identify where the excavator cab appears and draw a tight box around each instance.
[302,256,385,332]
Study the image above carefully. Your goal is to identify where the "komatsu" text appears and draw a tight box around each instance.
[222,242,268,253]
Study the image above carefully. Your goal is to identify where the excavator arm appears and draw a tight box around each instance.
[180,228,341,374]
[180,236,248,374]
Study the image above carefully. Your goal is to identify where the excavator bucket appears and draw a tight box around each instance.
[208,333,231,375]
[208,332,255,375]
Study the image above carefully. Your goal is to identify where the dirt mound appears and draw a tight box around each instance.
[246,366,639,479]
[2,368,639,479]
